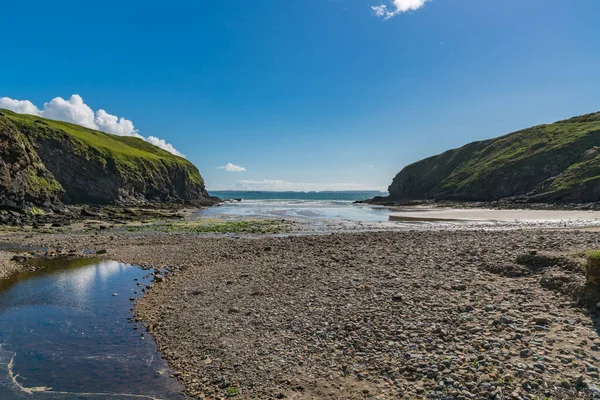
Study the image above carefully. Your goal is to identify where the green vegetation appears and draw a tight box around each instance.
[0,109,209,206]
[25,166,62,197]
[586,250,600,269]
[584,250,600,288]
[225,387,240,397]
[3,109,203,186]
[27,206,45,216]
[388,111,600,202]
[126,219,291,234]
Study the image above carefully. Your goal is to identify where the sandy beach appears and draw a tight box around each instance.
[388,208,600,224]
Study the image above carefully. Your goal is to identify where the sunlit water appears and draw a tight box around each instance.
[201,191,391,222]
[0,258,185,399]
[198,199,394,222]
[201,192,600,230]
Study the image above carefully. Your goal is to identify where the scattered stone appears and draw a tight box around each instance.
[391,292,403,302]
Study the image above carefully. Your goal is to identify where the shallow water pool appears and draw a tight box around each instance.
[0,257,185,399]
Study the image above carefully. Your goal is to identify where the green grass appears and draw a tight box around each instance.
[587,250,600,268]
[1,108,204,189]
[388,111,600,202]
[126,219,290,234]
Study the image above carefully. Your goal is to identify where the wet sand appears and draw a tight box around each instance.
[389,207,600,223]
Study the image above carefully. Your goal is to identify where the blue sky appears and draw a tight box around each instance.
[2,0,599,191]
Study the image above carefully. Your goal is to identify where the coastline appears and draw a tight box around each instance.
[2,227,600,399]
[359,197,600,211]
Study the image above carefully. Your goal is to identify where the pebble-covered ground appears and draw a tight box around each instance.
[4,229,600,399]
[0,250,21,279]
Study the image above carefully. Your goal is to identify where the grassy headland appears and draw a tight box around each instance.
[0,109,212,209]
[385,111,600,203]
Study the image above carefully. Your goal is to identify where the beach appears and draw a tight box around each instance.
[3,221,600,399]
[388,207,600,224]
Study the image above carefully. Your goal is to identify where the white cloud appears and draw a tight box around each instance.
[227,179,384,192]
[372,5,389,18]
[0,97,41,115]
[372,0,429,19]
[41,94,97,130]
[146,136,185,157]
[0,94,184,157]
[218,163,246,172]
[95,109,142,138]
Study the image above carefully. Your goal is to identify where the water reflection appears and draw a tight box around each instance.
[198,200,393,222]
[0,258,185,399]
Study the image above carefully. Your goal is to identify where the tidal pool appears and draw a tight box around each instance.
[0,257,185,399]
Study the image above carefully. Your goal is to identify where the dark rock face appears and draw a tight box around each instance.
[386,112,600,203]
[0,115,63,210]
[0,110,216,210]
[31,134,213,206]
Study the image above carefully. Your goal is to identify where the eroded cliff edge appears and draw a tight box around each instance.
[382,112,600,204]
[0,109,217,211]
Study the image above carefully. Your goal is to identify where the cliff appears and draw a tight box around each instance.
[386,112,600,203]
[0,109,215,210]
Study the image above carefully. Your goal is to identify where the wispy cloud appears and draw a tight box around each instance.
[218,163,247,172]
[372,0,430,19]
[211,179,384,192]
[0,94,184,157]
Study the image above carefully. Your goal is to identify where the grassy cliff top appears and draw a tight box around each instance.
[1,109,203,186]
[388,111,600,202]
[442,112,600,191]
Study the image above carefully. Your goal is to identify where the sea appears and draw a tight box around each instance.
[200,190,391,222]
[209,190,385,202]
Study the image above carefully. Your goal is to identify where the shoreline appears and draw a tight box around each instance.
[359,197,600,211]
[386,207,600,224]
[2,228,600,398]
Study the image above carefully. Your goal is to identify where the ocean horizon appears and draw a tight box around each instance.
[208,190,387,202]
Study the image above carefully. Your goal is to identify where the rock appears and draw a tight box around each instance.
[587,383,600,397]
[0,111,219,214]
[520,349,533,358]
[96,249,108,255]
[392,292,403,302]
[534,316,551,325]
[0,116,63,211]
[11,255,29,263]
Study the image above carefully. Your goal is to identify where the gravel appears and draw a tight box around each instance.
[0,250,20,279]
[4,229,600,399]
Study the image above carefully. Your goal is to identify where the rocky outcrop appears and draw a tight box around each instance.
[0,112,63,210]
[0,109,216,210]
[385,112,600,203]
